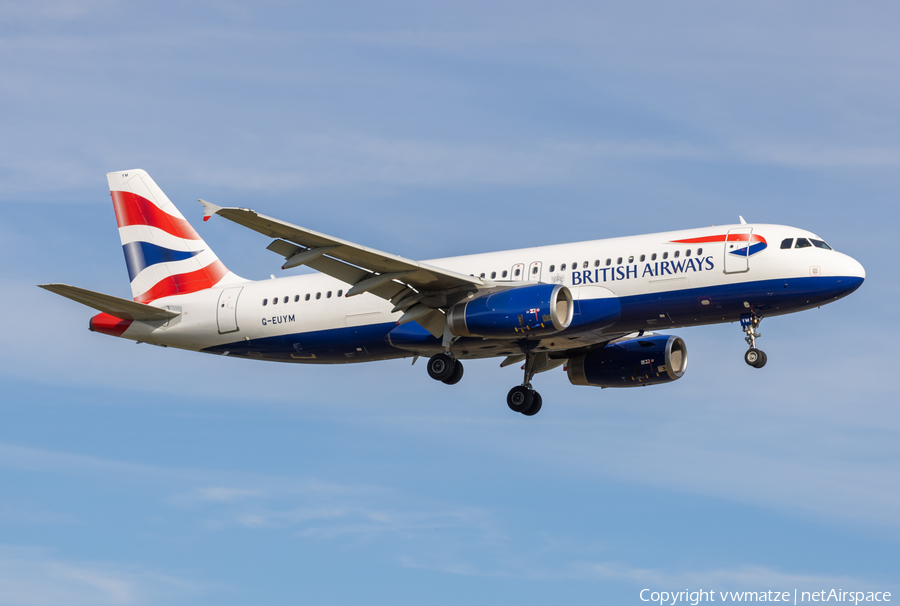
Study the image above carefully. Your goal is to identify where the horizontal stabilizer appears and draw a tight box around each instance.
[38,284,180,321]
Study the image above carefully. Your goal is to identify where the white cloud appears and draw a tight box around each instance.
[398,556,893,591]
[0,546,203,606]
[736,142,900,169]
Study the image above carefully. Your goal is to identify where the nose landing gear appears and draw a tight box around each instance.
[506,351,543,416]
[741,314,767,368]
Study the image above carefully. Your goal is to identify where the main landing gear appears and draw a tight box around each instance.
[427,352,464,385]
[427,350,543,416]
[506,352,543,416]
[741,314,767,369]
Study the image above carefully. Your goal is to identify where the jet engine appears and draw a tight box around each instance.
[567,334,687,388]
[448,283,573,338]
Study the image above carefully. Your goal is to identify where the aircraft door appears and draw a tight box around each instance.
[510,263,525,281]
[724,227,753,274]
[216,287,243,334]
[527,261,542,282]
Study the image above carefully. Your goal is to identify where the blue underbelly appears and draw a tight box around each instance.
[203,275,863,362]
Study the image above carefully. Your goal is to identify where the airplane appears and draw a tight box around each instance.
[40,170,865,416]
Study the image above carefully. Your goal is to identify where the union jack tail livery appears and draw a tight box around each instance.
[107,170,242,303]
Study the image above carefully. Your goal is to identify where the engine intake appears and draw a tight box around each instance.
[567,334,687,388]
[448,283,573,338]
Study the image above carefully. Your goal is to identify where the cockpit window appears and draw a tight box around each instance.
[810,239,832,250]
[795,238,812,249]
[780,238,793,249]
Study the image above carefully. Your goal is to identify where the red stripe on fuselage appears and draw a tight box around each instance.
[672,234,767,244]
[90,313,133,337]
[133,260,230,303]
[111,190,201,240]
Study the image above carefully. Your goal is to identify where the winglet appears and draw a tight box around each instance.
[739,215,747,225]
[198,199,222,222]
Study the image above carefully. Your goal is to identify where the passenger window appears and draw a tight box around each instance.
[663,252,668,259]
[502,270,508,278]
[480,273,485,279]
[514,268,521,277]
[606,259,611,266]
[262,298,268,306]
[583,261,588,269]
[651,253,657,261]
[685,249,691,257]
[640,254,645,262]
[811,239,832,250]
[532,266,538,274]
[674,251,680,258]
[561,264,567,271]
[628,255,634,263]
[594,260,600,267]
[294,295,299,302]
[283,296,289,304]
[795,238,812,249]
[272,297,278,305]
[316,292,322,299]
[327,291,332,298]
[337,290,343,297]
[548,266,554,273]
[617,257,622,265]
[491,271,497,278]
[781,238,793,249]
[697,248,703,255]
[305,293,310,301]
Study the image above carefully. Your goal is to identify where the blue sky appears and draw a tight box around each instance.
[1,1,898,604]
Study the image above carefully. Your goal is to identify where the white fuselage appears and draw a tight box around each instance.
[111,223,865,364]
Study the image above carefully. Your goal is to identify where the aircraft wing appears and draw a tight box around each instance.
[199,201,484,337]
[38,284,180,321]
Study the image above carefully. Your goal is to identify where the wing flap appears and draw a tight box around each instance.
[38,284,180,321]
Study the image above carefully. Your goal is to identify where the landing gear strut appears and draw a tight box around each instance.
[741,314,767,369]
[507,351,543,416]
[427,352,464,385]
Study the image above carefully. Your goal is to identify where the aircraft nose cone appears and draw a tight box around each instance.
[836,254,865,296]
[850,257,866,281]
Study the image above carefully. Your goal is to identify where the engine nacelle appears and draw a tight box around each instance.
[448,283,573,338]
[567,334,687,388]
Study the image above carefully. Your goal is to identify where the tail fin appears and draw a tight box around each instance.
[107,169,242,303]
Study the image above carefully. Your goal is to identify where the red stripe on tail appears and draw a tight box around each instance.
[111,190,201,240]
[133,260,230,303]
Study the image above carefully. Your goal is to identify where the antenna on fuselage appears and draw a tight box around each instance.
[739,216,747,224]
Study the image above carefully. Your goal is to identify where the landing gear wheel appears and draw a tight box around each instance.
[507,385,534,413]
[744,348,767,368]
[521,391,542,416]
[427,353,455,381]
[754,350,767,368]
[442,360,464,385]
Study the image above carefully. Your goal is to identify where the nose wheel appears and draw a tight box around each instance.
[506,351,543,416]
[741,314,767,368]
[744,348,767,368]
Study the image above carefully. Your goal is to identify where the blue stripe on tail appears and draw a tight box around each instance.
[122,241,202,281]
